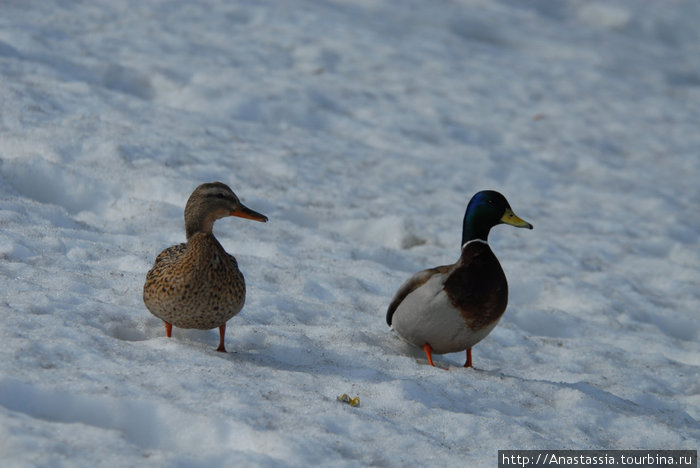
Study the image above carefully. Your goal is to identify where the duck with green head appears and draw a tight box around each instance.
[386,190,533,368]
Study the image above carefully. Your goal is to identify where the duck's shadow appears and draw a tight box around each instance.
[121,319,699,435]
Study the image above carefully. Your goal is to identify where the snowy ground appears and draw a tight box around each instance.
[1,0,698,466]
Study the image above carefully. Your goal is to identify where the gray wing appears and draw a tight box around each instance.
[386,265,452,326]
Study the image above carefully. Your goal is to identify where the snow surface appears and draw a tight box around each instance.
[1,0,699,466]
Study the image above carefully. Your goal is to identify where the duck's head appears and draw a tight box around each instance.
[461,190,532,245]
[184,182,268,239]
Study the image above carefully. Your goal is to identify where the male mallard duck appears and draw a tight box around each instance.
[143,182,267,352]
[386,190,532,368]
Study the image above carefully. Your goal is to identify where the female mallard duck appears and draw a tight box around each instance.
[143,182,267,352]
[386,190,532,368]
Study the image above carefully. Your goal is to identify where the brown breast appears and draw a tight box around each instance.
[443,242,508,330]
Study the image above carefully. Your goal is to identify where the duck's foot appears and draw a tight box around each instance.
[423,343,448,370]
[463,348,472,368]
[164,322,173,338]
[216,324,227,353]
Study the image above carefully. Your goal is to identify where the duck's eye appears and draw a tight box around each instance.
[216,193,225,199]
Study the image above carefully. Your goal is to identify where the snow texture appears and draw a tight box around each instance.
[1,0,698,466]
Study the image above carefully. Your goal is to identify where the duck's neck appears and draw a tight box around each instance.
[186,226,211,240]
[185,215,216,240]
[461,219,492,246]
[462,206,496,245]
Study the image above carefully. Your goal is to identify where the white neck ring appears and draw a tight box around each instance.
[462,239,488,250]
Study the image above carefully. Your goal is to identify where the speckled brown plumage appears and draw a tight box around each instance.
[143,182,267,352]
[144,233,245,329]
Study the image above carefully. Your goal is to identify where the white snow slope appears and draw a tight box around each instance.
[1,0,698,466]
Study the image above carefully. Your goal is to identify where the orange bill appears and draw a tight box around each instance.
[231,204,268,222]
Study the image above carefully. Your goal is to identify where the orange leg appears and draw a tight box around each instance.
[423,343,436,367]
[216,323,227,353]
[164,322,173,338]
[423,343,449,370]
[464,348,473,368]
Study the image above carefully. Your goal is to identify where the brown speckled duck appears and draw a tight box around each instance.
[386,190,532,368]
[143,182,267,352]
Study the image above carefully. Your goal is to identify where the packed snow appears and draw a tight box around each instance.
[1,0,698,466]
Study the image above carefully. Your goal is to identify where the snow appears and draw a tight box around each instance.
[1,0,698,466]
